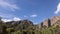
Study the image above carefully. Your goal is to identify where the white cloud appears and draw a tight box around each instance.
[54,3,60,14]
[30,14,37,17]
[13,17,21,21]
[2,17,21,22]
[2,19,12,22]
[0,0,19,11]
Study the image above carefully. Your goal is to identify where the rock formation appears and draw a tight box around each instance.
[39,16,60,29]
[50,16,60,26]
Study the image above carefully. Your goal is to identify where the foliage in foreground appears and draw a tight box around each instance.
[0,17,60,34]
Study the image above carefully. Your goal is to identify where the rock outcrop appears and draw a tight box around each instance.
[5,19,34,30]
[5,20,33,25]
[50,16,60,26]
[43,19,51,27]
[39,16,60,29]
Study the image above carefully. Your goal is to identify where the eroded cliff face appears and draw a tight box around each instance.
[38,19,51,29]
[43,19,51,27]
[39,16,60,29]
[50,16,60,26]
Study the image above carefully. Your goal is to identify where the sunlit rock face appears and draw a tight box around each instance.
[38,19,51,30]
[42,16,60,27]
[50,16,60,26]
[43,19,51,27]
[39,16,60,29]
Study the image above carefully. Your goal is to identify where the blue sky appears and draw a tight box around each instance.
[0,0,60,24]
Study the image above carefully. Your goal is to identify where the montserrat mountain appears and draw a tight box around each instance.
[0,16,60,34]
[38,16,60,30]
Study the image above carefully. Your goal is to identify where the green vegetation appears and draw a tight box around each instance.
[0,17,60,34]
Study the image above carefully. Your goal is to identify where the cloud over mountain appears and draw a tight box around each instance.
[2,17,21,22]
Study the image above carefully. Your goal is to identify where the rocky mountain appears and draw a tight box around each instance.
[5,20,33,26]
[0,16,60,34]
[50,16,60,26]
[2,16,60,30]
[4,19,34,30]
[38,16,60,30]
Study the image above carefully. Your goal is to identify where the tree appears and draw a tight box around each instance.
[2,25,8,34]
[6,28,15,34]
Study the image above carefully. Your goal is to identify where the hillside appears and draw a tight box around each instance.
[0,16,60,34]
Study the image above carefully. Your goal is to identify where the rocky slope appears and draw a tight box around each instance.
[39,16,60,29]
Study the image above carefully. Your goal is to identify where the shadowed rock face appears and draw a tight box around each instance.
[38,22,43,30]
[20,20,33,25]
[4,19,34,30]
[19,20,34,29]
